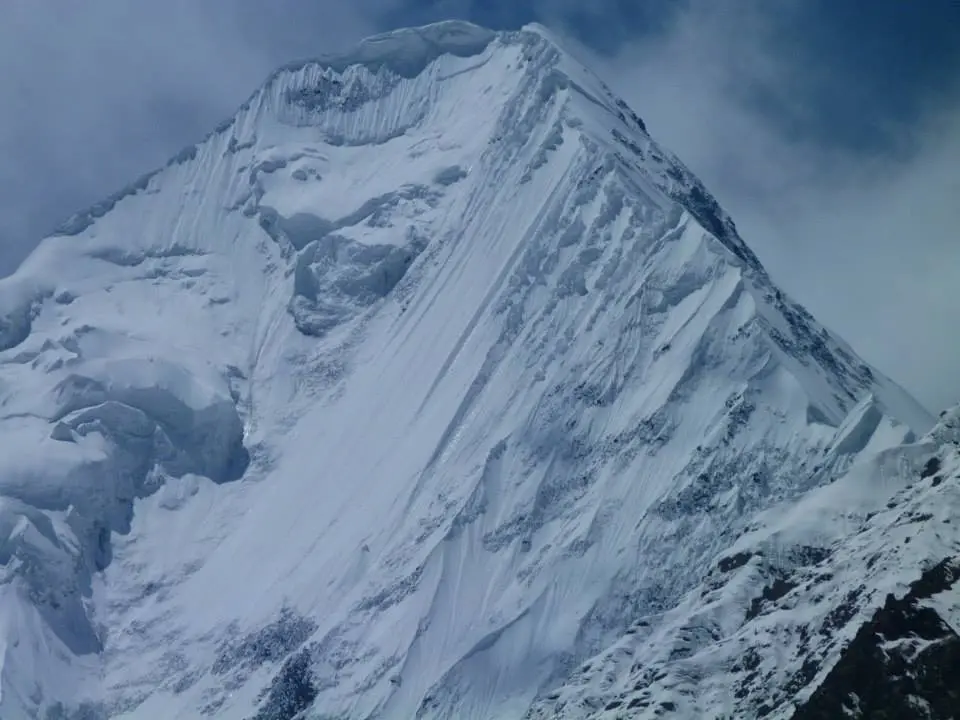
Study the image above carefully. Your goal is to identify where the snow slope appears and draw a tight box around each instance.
[0,20,944,719]
[527,408,960,719]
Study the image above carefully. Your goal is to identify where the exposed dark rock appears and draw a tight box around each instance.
[717,551,754,573]
[783,658,822,697]
[250,649,317,720]
[213,608,317,676]
[820,588,863,635]
[791,546,832,567]
[911,558,960,599]
[792,558,960,719]
[746,577,798,621]
[0,299,37,352]
[921,457,942,479]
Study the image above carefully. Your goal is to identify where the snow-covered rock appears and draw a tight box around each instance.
[0,20,951,720]
[527,408,960,719]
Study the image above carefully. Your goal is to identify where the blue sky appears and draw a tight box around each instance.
[1,0,958,409]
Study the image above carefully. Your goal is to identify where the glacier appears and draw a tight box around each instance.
[0,20,956,720]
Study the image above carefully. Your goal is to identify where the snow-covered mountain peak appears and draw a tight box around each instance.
[0,21,947,720]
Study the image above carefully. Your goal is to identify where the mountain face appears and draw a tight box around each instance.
[0,20,954,720]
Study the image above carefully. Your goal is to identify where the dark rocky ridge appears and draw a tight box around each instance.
[792,558,960,719]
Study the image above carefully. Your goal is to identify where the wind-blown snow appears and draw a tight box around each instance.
[0,20,945,720]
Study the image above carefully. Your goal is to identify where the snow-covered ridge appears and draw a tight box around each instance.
[0,20,943,720]
[50,21,499,238]
[528,408,960,718]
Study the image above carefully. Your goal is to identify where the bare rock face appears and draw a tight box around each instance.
[794,558,960,720]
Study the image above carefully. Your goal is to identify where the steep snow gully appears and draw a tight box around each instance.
[0,20,955,720]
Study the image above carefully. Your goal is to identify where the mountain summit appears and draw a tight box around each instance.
[0,21,954,720]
